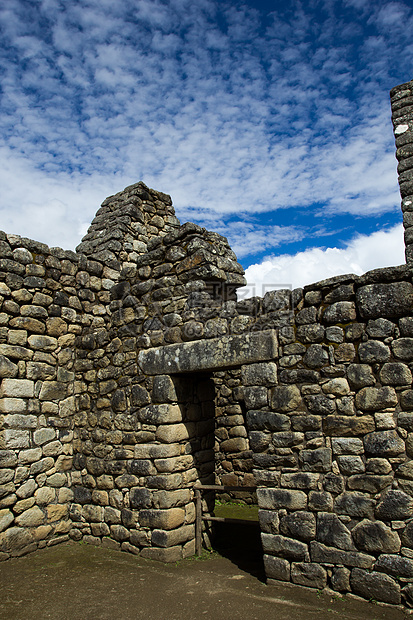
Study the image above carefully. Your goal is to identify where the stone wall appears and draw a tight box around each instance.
[391,78,413,264]
[250,269,413,606]
[0,80,412,608]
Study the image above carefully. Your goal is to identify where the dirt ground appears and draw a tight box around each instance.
[0,539,410,620]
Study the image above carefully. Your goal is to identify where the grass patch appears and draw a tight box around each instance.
[214,501,259,522]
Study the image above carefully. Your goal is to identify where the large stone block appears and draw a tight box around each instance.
[352,519,401,554]
[138,330,278,374]
[346,364,375,389]
[380,362,412,386]
[263,554,290,581]
[310,541,374,569]
[279,511,316,542]
[335,492,375,519]
[392,337,413,361]
[0,356,18,378]
[331,437,364,455]
[316,512,355,550]
[358,340,391,364]
[356,281,413,318]
[363,430,405,456]
[0,526,34,552]
[291,562,327,589]
[375,490,413,520]
[137,404,182,425]
[139,508,185,530]
[0,379,34,398]
[156,423,192,443]
[323,301,356,324]
[257,488,307,511]
[350,568,400,605]
[355,387,397,412]
[152,375,178,403]
[151,524,194,548]
[241,362,277,386]
[38,381,67,401]
[269,385,301,412]
[299,448,332,473]
[246,410,290,432]
[261,533,308,561]
[15,506,45,527]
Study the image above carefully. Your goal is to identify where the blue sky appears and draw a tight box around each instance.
[0,0,411,293]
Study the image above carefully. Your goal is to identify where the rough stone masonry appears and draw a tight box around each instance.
[0,78,413,609]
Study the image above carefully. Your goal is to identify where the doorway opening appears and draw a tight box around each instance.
[171,370,264,579]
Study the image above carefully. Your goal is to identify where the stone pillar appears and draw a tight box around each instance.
[390,78,413,264]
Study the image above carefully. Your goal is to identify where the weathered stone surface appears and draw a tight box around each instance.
[291,562,327,589]
[15,506,44,527]
[299,448,332,472]
[137,404,182,425]
[139,508,185,530]
[375,490,413,520]
[366,318,395,338]
[331,437,364,455]
[138,330,278,374]
[269,385,301,412]
[0,379,34,398]
[241,362,277,386]
[335,492,375,519]
[246,411,290,432]
[0,509,14,533]
[303,344,328,368]
[261,533,308,561]
[380,362,412,386]
[310,541,375,568]
[279,511,316,542]
[305,394,335,415]
[356,282,413,318]
[263,555,290,581]
[358,340,391,364]
[375,554,413,578]
[346,364,375,389]
[244,386,267,409]
[316,512,355,550]
[322,377,350,396]
[355,387,397,411]
[352,519,401,554]
[331,567,351,592]
[0,356,18,378]
[151,524,194,548]
[140,545,183,563]
[152,375,178,403]
[392,338,413,361]
[156,423,192,444]
[308,491,333,512]
[323,416,375,437]
[350,568,401,605]
[280,472,320,490]
[0,526,33,552]
[347,473,393,493]
[363,430,405,456]
[257,488,307,511]
[323,301,356,324]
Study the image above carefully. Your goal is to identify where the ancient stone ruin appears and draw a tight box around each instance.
[1,78,413,608]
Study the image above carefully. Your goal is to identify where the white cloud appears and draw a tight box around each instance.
[238,224,406,297]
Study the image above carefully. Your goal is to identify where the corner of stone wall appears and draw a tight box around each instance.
[390,78,413,264]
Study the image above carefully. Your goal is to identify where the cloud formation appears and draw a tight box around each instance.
[239,223,405,296]
[0,0,410,278]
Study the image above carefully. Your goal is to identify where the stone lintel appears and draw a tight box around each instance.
[138,330,278,375]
